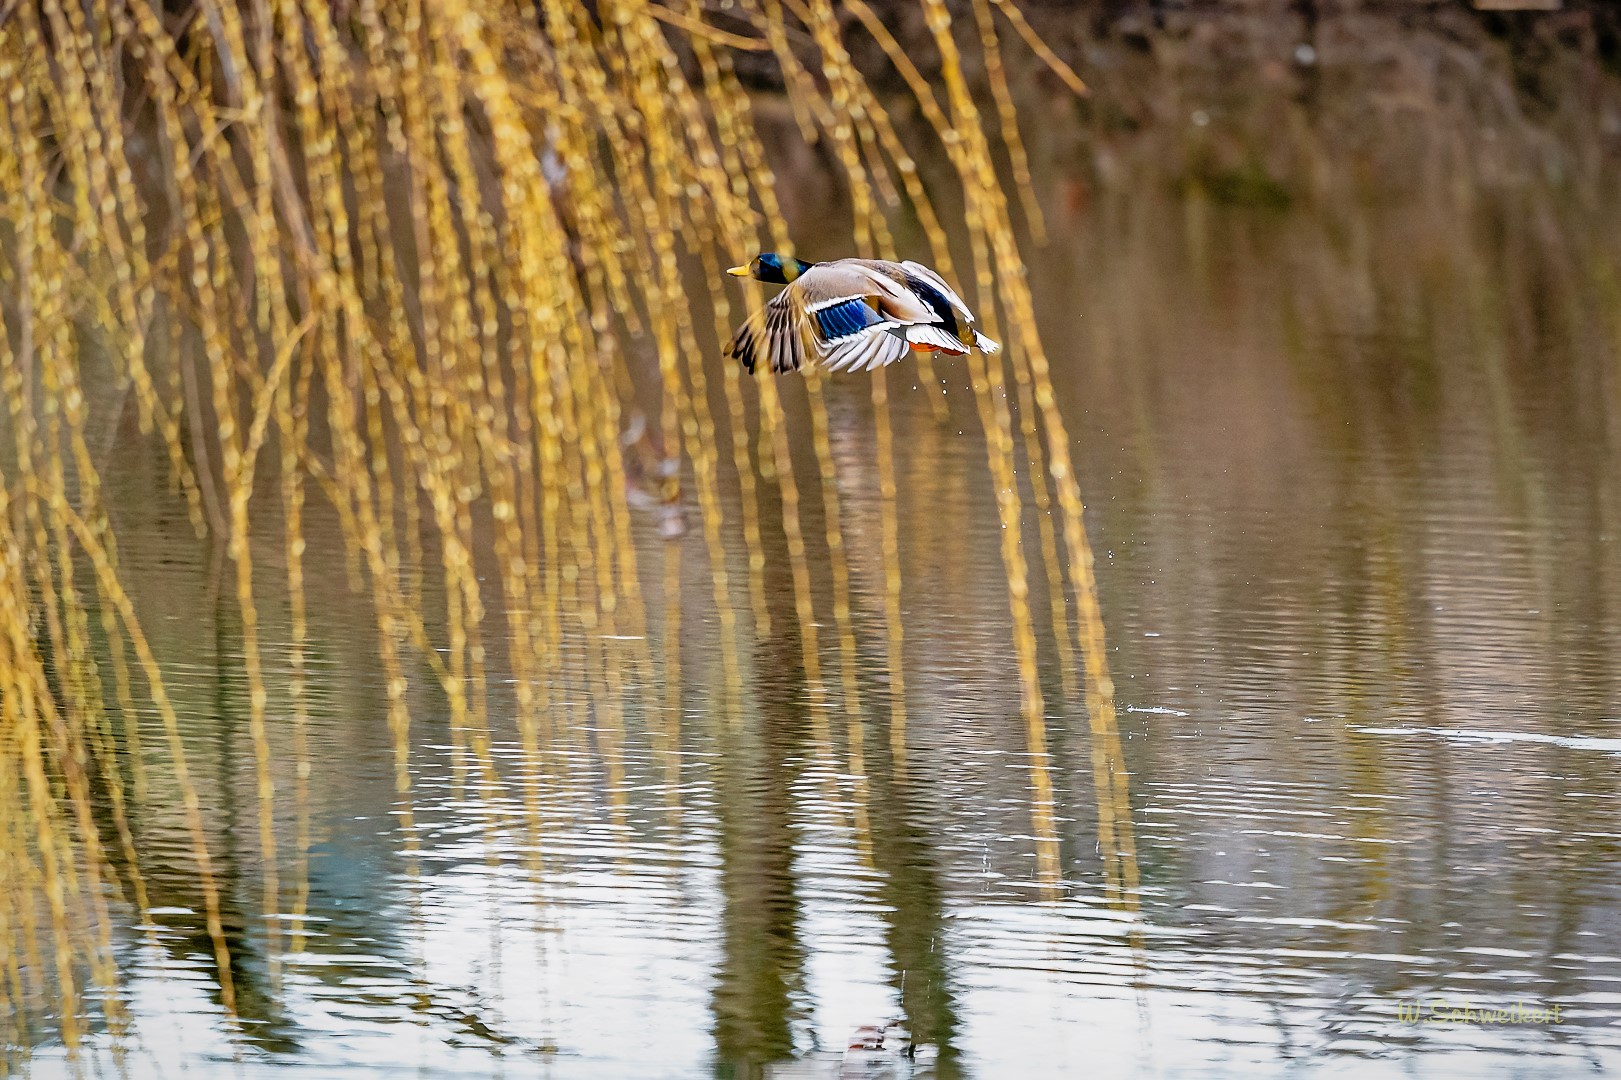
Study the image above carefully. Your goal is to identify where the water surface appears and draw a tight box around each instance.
[26,104,1621,1080]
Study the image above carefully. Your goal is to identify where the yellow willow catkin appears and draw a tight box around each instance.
[839,0,953,412]
[970,0,1046,245]
[47,497,239,1016]
[1,73,97,1048]
[139,0,290,963]
[707,17,834,735]
[0,725,38,1050]
[424,5,550,793]
[790,0,892,861]
[37,405,127,1038]
[0,642,80,1050]
[642,59,767,745]
[48,311,157,833]
[698,243,775,643]
[1009,367,1081,699]
[1,492,88,1050]
[859,0,1058,889]
[457,4,600,800]
[89,4,206,523]
[919,0,1126,895]
[0,694,47,1013]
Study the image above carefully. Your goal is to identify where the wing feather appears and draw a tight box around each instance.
[725,307,765,373]
[728,290,813,373]
[823,325,907,372]
[905,325,968,352]
[900,261,975,320]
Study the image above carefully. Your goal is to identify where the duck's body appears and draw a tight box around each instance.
[725,254,1001,374]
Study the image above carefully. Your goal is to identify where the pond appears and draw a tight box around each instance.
[6,14,1621,1076]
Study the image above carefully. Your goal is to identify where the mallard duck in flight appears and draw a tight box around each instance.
[725,254,1001,374]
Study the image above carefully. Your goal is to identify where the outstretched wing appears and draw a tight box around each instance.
[823,329,910,371]
[727,290,812,374]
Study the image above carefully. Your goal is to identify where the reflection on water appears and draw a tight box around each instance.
[14,88,1621,1080]
[35,166,1618,1079]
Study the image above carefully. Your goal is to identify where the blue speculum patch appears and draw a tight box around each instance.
[816,299,878,339]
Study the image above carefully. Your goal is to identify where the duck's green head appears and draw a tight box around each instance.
[727,253,813,285]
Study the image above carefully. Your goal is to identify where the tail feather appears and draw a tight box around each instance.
[975,331,1001,355]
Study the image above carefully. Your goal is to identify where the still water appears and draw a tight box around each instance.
[27,115,1621,1078]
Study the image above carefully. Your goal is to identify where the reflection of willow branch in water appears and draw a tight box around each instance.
[712,600,811,1074]
[867,749,961,1077]
[0,0,1124,1059]
[207,571,296,1049]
